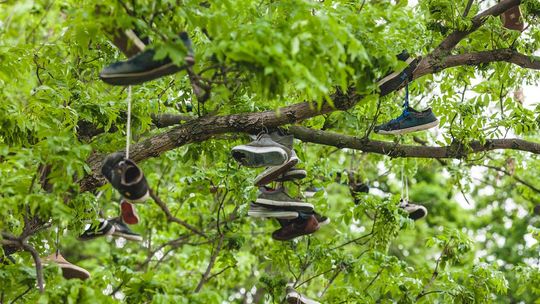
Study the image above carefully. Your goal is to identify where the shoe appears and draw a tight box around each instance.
[286,286,320,304]
[231,133,292,168]
[374,107,438,135]
[256,187,314,212]
[101,153,150,203]
[248,203,299,220]
[110,217,143,241]
[377,53,420,95]
[304,187,322,199]
[120,200,140,225]
[399,199,427,220]
[272,214,320,241]
[313,212,330,226]
[501,6,524,31]
[100,32,195,85]
[254,150,300,186]
[43,253,90,280]
[274,166,307,183]
[78,219,115,241]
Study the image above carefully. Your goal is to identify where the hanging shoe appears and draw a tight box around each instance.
[120,200,140,225]
[313,212,330,226]
[285,286,321,304]
[78,219,116,241]
[533,204,540,215]
[377,53,420,95]
[374,106,438,135]
[231,133,292,168]
[100,32,195,86]
[110,217,143,242]
[501,6,524,31]
[256,187,314,212]
[399,199,428,220]
[101,153,150,203]
[272,214,320,241]
[43,253,90,280]
[274,166,307,183]
[248,203,300,220]
[304,187,323,199]
[254,150,301,186]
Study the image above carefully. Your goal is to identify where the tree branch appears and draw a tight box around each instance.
[195,235,224,293]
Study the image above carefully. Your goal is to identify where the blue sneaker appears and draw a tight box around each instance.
[374,107,438,135]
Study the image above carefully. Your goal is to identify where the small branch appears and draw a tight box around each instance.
[364,267,384,292]
[20,242,44,293]
[8,286,32,304]
[416,242,449,300]
[321,268,342,296]
[195,235,224,293]
[206,264,235,282]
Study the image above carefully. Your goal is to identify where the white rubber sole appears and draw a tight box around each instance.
[125,191,150,203]
[255,198,314,211]
[232,145,288,167]
[254,155,299,185]
[377,57,415,87]
[286,291,320,304]
[248,210,299,220]
[112,231,143,242]
[377,119,439,135]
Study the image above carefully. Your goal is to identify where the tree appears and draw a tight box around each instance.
[1,0,540,303]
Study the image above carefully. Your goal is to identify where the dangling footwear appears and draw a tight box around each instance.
[78,219,116,241]
[272,214,320,241]
[43,253,90,280]
[256,187,314,212]
[100,32,195,85]
[377,51,420,95]
[501,6,524,31]
[247,203,300,220]
[120,200,140,225]
[231,132,293,168]
[399,199,428,220]
[110,217,143,242]
[285,285,321,304]
[313,212,330,226]
[374,106,438,135]
[101,153,150,203]
[254,150,301,186]
[274,166,307,183]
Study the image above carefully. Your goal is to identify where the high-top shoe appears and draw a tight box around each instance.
[101,152,150,203]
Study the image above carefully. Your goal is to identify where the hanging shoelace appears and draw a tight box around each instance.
[400,165,409,204]
[126,86,132,159]
[403,81,410,109]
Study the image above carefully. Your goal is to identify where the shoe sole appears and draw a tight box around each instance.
[272,223,320,241]
[232,146,288,167]
[121,201,140,225]
[286,292,320,304]
[254,156,299,186]
[409,206,428,221]
[99,59,194,86]
[377,57,415,87]
[255,199,314,212]
[58,263,91,280]
[124,191,150,203]
[112,231,143,242]
[274,169,307,182]
[248,209,299,220]
[376,119,439,135]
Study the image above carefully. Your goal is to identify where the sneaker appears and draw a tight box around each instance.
[110,217,143,242]
[377,53,420,95]
[286,286,321,304]
[254,150,300,186]
[120,200,140,225]
[78,219,115,241]
[399,199,427,220]
[313,212,330,226]
[274,166,307,183]
[232,133,292,168]
[256,187,314,212]
[101,153,150,203]
[100,32,195,85]
[248,203,299,220]
[374,107,438,135]
[272,214,320,241]
[43,253,90,280]
[501,6,524,31]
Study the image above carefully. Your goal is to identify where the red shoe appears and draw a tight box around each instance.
[272,215,320,241]
[120,200,140,225]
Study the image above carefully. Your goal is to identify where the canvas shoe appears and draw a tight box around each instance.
[501,6,524,31]
[120,200,140,225]
[78,219,115,241]
[248,203,299,220]
[286,286,320,304]
[110,217,143,242]
[100,32,195,85]
[101,152,150,203]
[256,187,314,212]
[232,133,292,168]
[43,253,90,280]
[377,52,420,95]
[274,166,307,183]
[374,107,438,135]
[399,199,427,220]
[254,150,300,186]
[272,214,320,241]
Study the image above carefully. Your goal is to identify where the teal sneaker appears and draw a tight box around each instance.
[374,107,438,135]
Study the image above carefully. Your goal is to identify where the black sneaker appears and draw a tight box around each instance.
[285,285,320,304]
[78,219,115,241]
[110,217,143,242]
[101,153,150,203]
[399,199,427,220]
[100,32,195,86]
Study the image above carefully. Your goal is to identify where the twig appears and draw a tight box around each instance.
[364,267,384,292]
[416,242,449,300]
[295,268,335,288]
[9,286,32,304]
[206,265,235,282]
[462,0,475,17]
[321,268,342,296]
[195,235,224,292]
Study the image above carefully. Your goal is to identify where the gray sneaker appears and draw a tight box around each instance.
[399,199,427,220]
[274,166,307,183]
[256,187,314,212]
[285,286,320,304]
[248,203,299,219]
[232,133,291,167]
[254,150,300,186]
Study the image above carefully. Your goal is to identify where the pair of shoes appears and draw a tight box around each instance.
[285,286,320,304]
[100,32,195,86]
[79,217,143,242]
[101,152,150,203]
[501,5,524,31]
[43,253,90,280]
[399,199,427,220]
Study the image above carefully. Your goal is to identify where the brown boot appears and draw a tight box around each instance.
[43,253,90,280]
[272,215,320,241]
[501,6,524,31]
